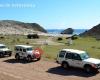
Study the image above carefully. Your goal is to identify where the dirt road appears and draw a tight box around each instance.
[0,56,100,80]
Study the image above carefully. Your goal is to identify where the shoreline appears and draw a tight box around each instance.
[38,32,72,37]
[0,31,72,37]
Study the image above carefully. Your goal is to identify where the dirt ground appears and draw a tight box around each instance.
[0,56,100,80]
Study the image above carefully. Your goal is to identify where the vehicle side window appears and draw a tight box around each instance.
[72,53,81,60]
[15,47,19,51]
[20,48,22,51]
[65,53,73,59]
[23,49,26,52]
[59,51,66,58]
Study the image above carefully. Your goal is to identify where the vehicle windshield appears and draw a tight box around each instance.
[26,47,33,51]
[80,52,90,60]
[0,46,6,48]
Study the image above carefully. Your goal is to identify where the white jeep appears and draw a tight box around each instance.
[15,45,41,62]
[0,44,12,57]
[56,49,100,73]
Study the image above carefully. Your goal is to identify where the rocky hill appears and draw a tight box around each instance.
[0,20,47,35]
[61,28,74,34]
[79,24,100,38]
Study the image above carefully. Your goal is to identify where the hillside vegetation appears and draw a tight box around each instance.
[0,35,100,60]
[0,20,47,34]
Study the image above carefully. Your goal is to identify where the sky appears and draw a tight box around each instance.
[0,0,100,29]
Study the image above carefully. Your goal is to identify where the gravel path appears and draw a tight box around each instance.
[0,56,100,80]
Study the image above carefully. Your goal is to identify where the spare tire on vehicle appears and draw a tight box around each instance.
[33,48,43,61]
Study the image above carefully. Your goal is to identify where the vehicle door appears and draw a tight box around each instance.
[71,53,83,68]
[19,48,23,57]
[22,48,27,57]
[65,52,74,66]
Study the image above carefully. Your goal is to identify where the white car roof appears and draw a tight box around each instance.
[0,44,6,46]
[15,45,32,48]
[61,49,85,54]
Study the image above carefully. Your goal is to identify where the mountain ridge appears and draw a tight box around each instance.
[79,24,100,37]
[0,20,47,35]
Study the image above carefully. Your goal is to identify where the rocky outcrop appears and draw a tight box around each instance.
[79,24,100,38]
[61,28,74,34]
[0,20,47,35]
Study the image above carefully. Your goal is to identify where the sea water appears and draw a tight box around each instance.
[47,29,87,35]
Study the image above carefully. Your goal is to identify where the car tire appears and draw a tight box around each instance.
[27,55,32,62]
[0,53,4,57]
[62,62,69,69]
[15,54,20,60]
[84,65,92,73]
[9,53,12,57]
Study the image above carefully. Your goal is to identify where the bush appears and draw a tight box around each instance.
[16,38,20,42]
[66,35,78,40]
[26,42,29,44]
[66,37,70,39]
[57,37,63,41]
[0,36,5,39]
[71,35,78,40]
[27,34,39,39]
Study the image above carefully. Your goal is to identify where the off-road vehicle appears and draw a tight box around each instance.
[0,44,12,57]
[15,45,42,62]
[56,49,100,73]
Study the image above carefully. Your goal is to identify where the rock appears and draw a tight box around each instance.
[61,28,74,34]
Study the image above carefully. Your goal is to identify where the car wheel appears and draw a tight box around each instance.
[0,53,4,57]
[62,62,69,69]
[9,53,12,57]
[84,65,92,73]
[27,56,32,62]
[15,54,20,60]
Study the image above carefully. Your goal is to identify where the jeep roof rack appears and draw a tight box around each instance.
[15,45,32,48]
[61,49,85,54]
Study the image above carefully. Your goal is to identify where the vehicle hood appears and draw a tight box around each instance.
[84,58,100,64]
[0,48,10,51]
